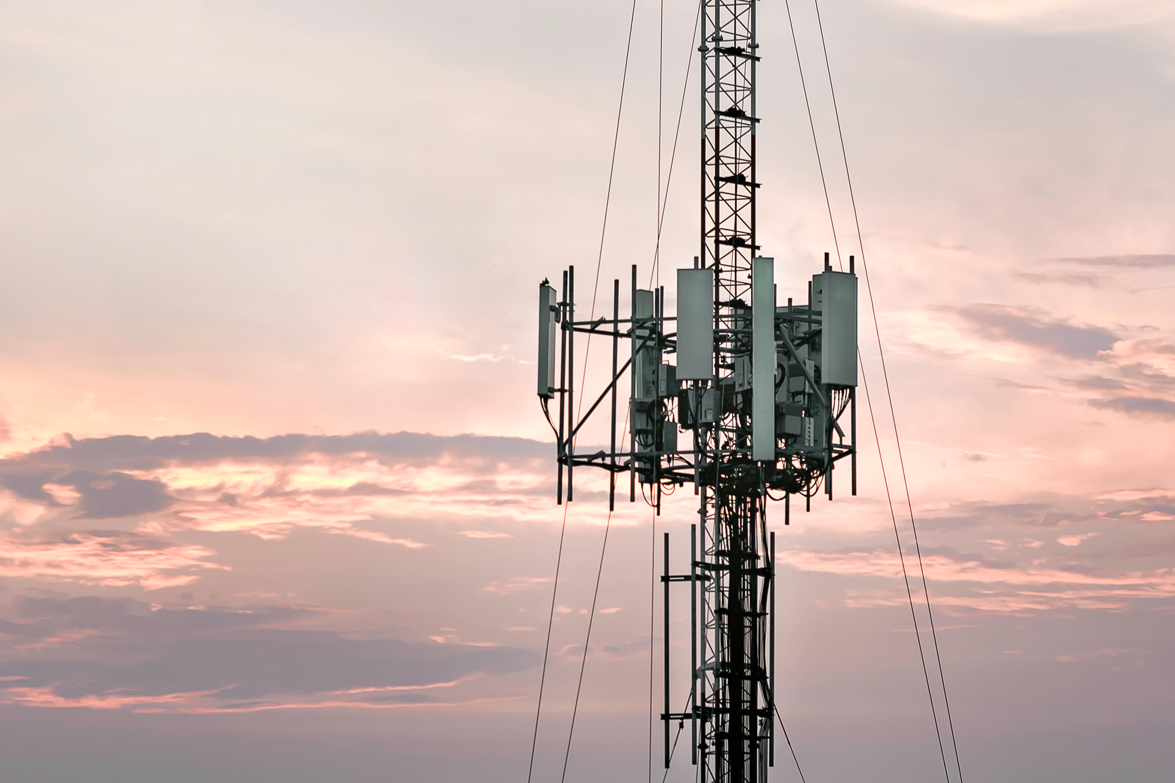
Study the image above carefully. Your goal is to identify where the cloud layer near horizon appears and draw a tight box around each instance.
[0,425,1172,720]
[0,432,563,715]
[0,432,554,586]
[0,594,534,714]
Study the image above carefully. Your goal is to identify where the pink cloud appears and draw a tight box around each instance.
[783,547,1175,614]
[1057,533,1100,546]
[0,680,514,715]
[0,530,225,589]
[478,577,551,595]
[132,453,553,542]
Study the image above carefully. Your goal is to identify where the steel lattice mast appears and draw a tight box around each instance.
[698,2,771,781]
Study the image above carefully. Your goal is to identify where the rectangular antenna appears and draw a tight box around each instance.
[677,268,715,381]
[634,289,656,399]
[813,270,858,387]
[537,282,557,397]
[752,257,776,462]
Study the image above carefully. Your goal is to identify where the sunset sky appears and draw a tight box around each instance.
[2,1,1174,781]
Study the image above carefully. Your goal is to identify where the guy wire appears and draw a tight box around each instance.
[648,4,700,779]
[859,355,952,781]
[525,498,571,783]
[559,506,615,782]
[812,0,964,778]
[651,0,702,289]
[529,2,638,779]
[784,0,842,267]
[785,0,961,774]
[579,0,639,403]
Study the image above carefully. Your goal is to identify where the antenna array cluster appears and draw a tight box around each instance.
[534,1,859,780]
[537,254,857,511]
[536,253,857,782]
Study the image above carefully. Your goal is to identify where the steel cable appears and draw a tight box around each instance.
[783,0,961,775]
[858,355,952,780]
[783,0,843,267]
[811,0,964,779]
[648,5,702,780]
[528,3,638,777]
[559,506,614,783]
[776,711,809,783]
[580,0,640,378]
[525,499,571,783]
[650,0,702,289]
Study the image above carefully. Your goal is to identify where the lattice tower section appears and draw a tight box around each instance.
[697,2,773,783]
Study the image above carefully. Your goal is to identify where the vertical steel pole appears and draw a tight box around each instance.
[699,0,707,277]
[659,285,667,515]
[750,0,757,259]
[698,3,711,772]
[770,530,775,767]
[691,522,698,765]
[749,499,759,783]
[610,279,619,511]
[851,387,858,496]
[567,265,575,502]
[557,270,567,505]
[630,265,638,502]
[663,531,671,769]
[828,441,834,499]
[654,287,662,515]
[700,490,709,783]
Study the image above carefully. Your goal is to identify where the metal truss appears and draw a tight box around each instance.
[537,2,857,782]
[698,2,771,780]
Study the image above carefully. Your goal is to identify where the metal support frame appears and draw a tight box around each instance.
[536,2,860,781]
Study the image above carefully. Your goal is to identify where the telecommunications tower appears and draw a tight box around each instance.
[536,1,858,781]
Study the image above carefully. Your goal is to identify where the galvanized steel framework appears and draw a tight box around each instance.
[698,2,772,781]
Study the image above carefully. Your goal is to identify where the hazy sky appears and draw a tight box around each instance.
[1,1,1174,781]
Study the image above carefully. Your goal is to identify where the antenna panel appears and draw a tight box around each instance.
[634,289,657,400]
[813,271,858,388]
[675,268,715,380]
[752,257,776,461]
[537,283,557,398]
